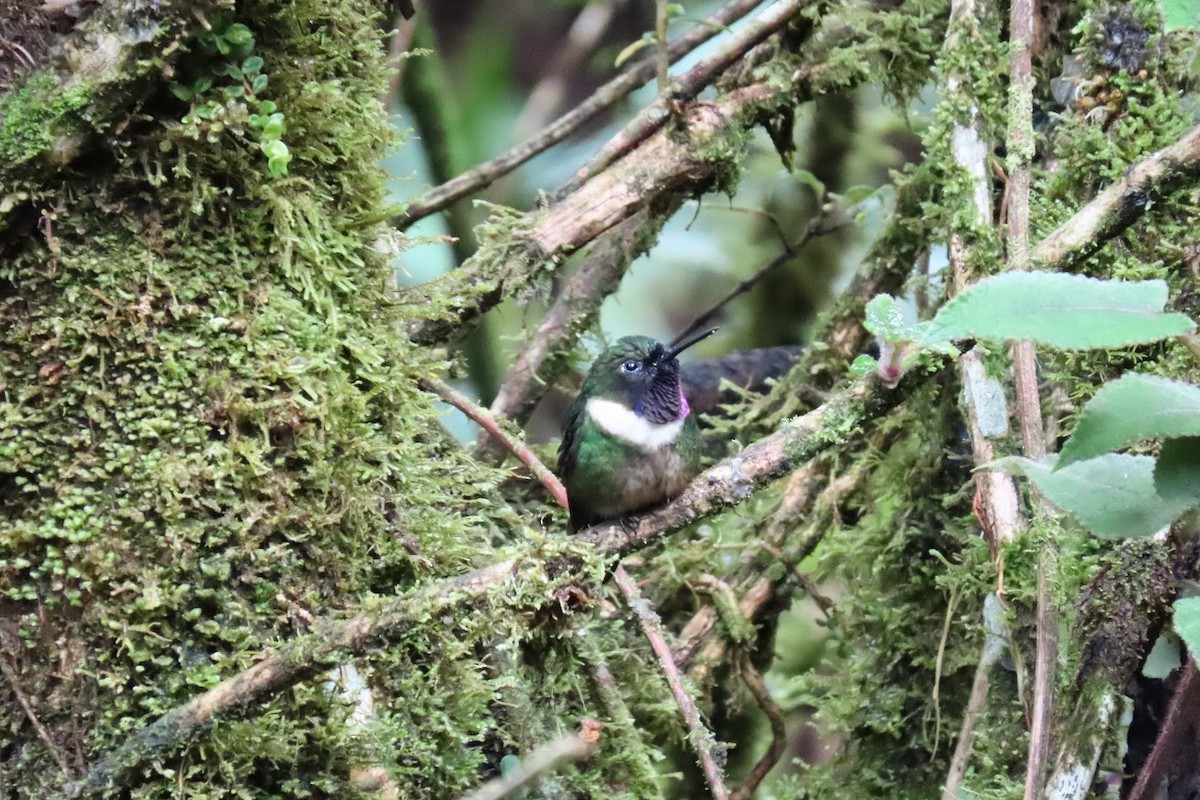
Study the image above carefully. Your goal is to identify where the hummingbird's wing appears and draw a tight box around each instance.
[557,396,585,479]
[557,396,589,530]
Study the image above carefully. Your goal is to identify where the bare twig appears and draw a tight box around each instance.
[418,375,569,509]
[731,649,787,800]
[934,0,1028,790]
[0,655,73,776]
[395,0,766,228]
[1005,0,1054,795]
[655,0,670,94]
[613,564,730,800]
[62,367,935,798]
[553,0,813,202]
[459,720,603,800]
[672,205,848,347]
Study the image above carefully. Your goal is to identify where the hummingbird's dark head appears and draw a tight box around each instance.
[584,329,717,424]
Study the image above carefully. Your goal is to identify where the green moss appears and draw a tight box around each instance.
[0,72,93,172]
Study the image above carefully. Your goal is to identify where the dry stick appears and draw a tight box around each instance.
[938,0,1025,793]
[459,720,603,800]
[0,656,74,776]
[731,649,787,800]
[1006,0,1054,797]
[612,565,730,800]
[655,0,670,94]
[394,0,766,229]
[418,375,569,509]
[65,368,922,798]
[552,0,812,203]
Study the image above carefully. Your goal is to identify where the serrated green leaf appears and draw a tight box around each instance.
[251,74,269,94]
[864,295,914,342]
[1059,375,1200,466]
[1155,436,1200,507]
[1174,597,1200,660]
[242,55,264,74]
[992,454,1192,538]
[1161,0,1200,31]
[922,273,1195,349]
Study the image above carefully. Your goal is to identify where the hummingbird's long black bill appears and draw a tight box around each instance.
[664,327,718,360]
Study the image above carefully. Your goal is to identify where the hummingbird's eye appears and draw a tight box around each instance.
[621,359,640,373]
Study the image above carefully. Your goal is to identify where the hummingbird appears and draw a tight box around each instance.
[557,328,717,531]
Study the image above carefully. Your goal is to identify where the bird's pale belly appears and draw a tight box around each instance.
[589,446,691,519]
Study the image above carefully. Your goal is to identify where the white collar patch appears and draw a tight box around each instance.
[586,398,684,452]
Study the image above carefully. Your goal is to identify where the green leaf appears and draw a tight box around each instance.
[257,100,277,114]
[1174,597,1200,660]
[261,140,289,159]
[864,295,915,342]
[849,354,876,377]
[169,83,191,102]
[838,185,876,205]
[1059,375,1200,466]
[1155,436,1200,507]
[251,74,269,94]
[791,168,826,198]
[242,55,264,74]
[922,273,1194,349]
[1161,0,1200,31]
[992,454,1193,538]
[192,76,213,94]
[223,23,254,45]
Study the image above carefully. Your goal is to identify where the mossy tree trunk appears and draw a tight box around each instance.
[2,0,1200,799]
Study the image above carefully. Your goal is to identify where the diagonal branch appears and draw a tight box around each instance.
[393,0,767,229]
[551,0,813,202]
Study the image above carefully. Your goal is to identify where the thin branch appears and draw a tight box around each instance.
[938,0,1025,789]
[418,375,569,510]
[655,0,670,94]
[551,0,812,202]
[1030,120,1200,268]
[458,720,603,800]
[0,655,73,776]
[613,564,730,800]
[394,0,767,229]
[65,366,930,798]
[672,204,847,347]
[1006,0,1054,795]
[730,649,787,800]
